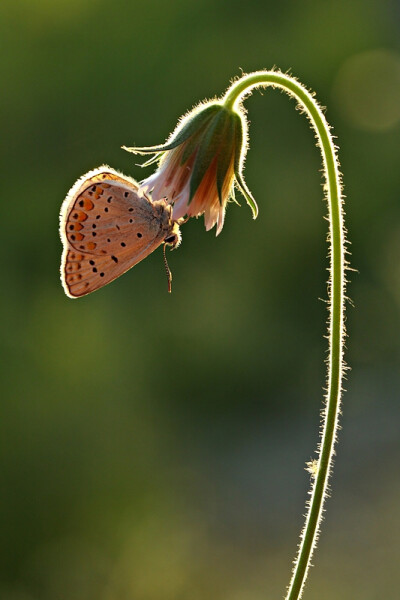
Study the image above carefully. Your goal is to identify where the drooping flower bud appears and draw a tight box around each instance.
[123,101,257,235]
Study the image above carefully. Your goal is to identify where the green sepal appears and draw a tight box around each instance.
[165,104,221,151]
[189,108,231,202]
[122,104,220,155]
[180,127,203,165]
[122,144,159,156]
[233,112,244,175]
[216,111,236,204]
[138,152,165,168]
[230,185,241,207]
[235,169,258,219]
[231,112,258,217]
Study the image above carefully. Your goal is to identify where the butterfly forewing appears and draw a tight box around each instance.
[60,166,175,298]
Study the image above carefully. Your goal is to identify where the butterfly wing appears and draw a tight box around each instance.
[60,166,175,298]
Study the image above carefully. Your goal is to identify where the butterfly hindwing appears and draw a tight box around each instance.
[60,166,174,298]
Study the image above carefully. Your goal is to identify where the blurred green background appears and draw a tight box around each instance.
[1,0,399,598]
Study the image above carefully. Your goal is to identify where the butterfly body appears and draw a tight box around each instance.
[60,166,181,298]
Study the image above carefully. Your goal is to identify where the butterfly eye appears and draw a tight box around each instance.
[165,234,178,246]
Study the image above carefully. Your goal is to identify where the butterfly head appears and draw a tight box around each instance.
[164,219,182,250]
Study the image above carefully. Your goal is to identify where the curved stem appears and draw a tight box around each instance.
[223,71,346,600]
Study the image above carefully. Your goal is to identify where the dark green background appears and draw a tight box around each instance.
[1,0,399,598]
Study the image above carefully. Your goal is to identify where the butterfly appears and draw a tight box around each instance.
[59,166,182,298]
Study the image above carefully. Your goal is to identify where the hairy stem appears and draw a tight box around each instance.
[223,71,346,600]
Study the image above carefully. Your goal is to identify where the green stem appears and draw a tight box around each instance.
[223,71,346,600]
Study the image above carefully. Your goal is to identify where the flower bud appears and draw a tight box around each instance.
[123,101,257,235]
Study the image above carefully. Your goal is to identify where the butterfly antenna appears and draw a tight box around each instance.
[163,243,173,293]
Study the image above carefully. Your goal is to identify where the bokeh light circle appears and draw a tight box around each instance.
[333,49,400,132]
